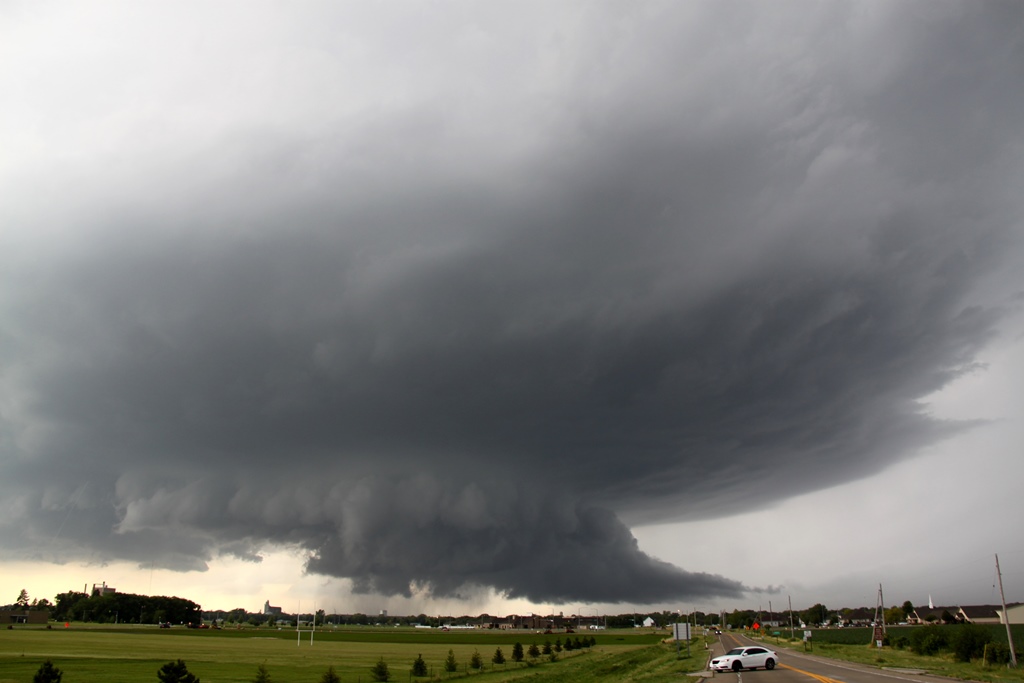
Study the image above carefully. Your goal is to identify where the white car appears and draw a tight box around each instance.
[709,646,779,672]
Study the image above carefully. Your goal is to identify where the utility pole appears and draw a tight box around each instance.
[880,584,886,635]
[996,554,1018,667]
[788,595,794,640]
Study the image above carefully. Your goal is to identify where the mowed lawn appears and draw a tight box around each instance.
[0,625,673,683]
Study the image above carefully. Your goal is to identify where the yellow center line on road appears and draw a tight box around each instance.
[780,663,843,683]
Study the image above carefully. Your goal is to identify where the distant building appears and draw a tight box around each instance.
[91,582,116,596]
[958,605,1001,624]
[263,600,283,616]
[1,610,48,625]
[996,603,1024,625]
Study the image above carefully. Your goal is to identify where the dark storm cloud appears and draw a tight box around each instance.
[1,1,1022,603]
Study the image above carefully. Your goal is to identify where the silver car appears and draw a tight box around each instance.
[709,646,779,672]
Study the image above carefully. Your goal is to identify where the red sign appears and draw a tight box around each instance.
[753,622,760,630]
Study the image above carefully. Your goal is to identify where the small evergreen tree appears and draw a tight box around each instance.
[470,649,482,670]
[444,649,458,672]
[157,659,200,683]
[492,647,506,665]
[34,660,63,683]
[253,663,271,683]
[369,658,390,682]
[542,640,552,655]
[555,637,563,652]
[411,653,428,677]
[512,642,524,663]
[319,666,340,683]
[527,643,540,659]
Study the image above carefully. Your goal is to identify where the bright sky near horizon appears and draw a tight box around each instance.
[1,1,1022,618]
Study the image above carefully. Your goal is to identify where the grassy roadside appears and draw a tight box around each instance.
[752,633,1024,683]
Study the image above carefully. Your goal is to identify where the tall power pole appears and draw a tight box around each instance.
[996,554,1017,667]
[788,595,794,640]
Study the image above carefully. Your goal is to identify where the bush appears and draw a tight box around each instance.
[34,660,63,683]
[950,623,992,662]
[158,660,200,683]
[909,625,948,656]
[985,642,1007,665]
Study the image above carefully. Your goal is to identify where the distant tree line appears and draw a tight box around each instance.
[1,589,53,612]
[51,591,202,625]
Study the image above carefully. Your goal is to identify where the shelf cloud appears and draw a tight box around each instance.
[1,1,1021,604]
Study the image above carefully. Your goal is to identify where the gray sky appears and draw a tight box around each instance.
[2,0,1023,614]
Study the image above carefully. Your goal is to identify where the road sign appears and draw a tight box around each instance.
[753,622,760,630]
[673,623,691,640]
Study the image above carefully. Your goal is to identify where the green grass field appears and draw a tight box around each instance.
[0,624,698,683]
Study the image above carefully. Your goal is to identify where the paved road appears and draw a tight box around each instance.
[706,632,969,683]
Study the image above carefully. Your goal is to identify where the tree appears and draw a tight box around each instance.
[444,649,458,673]
[34,660,63,683]
[512,642,524,663]
[492,647,506,665]
[470,650,482,670]
[369,658,390,682]
[884,606,904,625]
[902,601,915,619]
[411,654,428,677]
[253,663,271,683]
[17,589,30,608]
[801,604,828,627]
[319,666,340,683]
[157,660,200,683]
[527,643,540,659]
[32,598,53,612]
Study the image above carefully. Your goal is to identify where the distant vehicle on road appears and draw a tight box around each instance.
[709,646,779,672]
